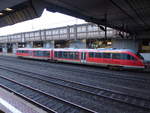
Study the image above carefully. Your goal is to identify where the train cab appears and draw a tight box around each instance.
[86,49,145,69]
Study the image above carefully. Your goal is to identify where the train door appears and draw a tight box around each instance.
[29,50,33,56]
[81,52,86,63]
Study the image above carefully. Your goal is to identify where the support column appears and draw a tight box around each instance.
[12,43,18,54]
[2,44,7,55]
[112,39,139,52]
[69,39,86,48]
[26,42,33,48]
[0,44,2,53]
[43,41,54,48]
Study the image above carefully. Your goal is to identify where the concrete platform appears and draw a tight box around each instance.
[0,53,16,57]
[0,87,47,113]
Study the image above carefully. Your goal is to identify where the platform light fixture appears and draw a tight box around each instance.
[5,8,13,12]
[0,13,3,16]
[107,41,112,45]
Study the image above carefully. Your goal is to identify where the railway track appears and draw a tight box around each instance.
[0,56,149,84]
[0,63,150,96]
[1,58,150,98]
[0,75,96,113]
[0,65,150,112]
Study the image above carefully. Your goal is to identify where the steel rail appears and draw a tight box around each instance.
[0,75,97,113]
[0,65,150,111]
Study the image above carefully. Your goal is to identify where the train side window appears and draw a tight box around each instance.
[29,51,32,55]
[39,51,43,56]
[34,51,38,56]
[67,52,71,59]
[63,52,67,58]
[72,52,74,59]
[34,51,41,56]
[17,50,20,53]
[61,51,77,59]
[95,53,102,58]
[20,50,29,53]
[112,53,121,59]
[128,55,136,60]
[75,52,79,59]
[58,51,63,58]
[68,52,73,59]
[72,52,75,59]
[22,50,28,53]
[55,51,58,57]
[43,51,50,56]
[34,51,49,56]
[103,53,111,58]
[89,52,94,58]
[122,53,136,60]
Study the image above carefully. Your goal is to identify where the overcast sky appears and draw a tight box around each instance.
[0,9,86,36]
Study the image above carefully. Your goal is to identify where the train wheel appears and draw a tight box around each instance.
[108,65,123,70]
[117,66,123,71]
[107,65,114,70]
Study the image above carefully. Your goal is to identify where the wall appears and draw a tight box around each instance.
[140,53,150,61]
[112,39,139,52]
[43,41,54,48]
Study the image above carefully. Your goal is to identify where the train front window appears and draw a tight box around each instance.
[136,53,144,60]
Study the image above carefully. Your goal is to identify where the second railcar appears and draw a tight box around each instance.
[16,48,53,60]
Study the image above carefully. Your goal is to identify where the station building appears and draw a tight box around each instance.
[0,23,150,60]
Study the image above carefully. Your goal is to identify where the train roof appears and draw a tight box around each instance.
[54,48,137,53]
[17,48,137,53]
[17,48,53,51]
[97,48,137,53]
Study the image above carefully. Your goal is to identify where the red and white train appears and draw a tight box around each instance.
[16,48,145,69]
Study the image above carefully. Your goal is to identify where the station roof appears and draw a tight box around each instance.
[0,0,150,36]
